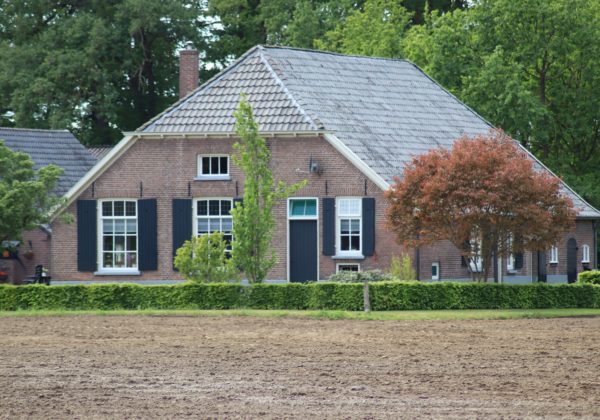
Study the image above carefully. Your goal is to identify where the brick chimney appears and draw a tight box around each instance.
[179,42,199,99]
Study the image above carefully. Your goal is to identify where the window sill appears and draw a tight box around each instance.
[332,254,365,260]
[549,262,558,265]
[193,175,231,181]
[94,269,141,276]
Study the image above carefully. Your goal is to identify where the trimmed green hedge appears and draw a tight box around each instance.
[0,281,599,311]
[579,271,600,285]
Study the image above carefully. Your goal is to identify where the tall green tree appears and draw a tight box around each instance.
[315,0,412,57]
[0,141,63,242]
[402,0,600,208]
[0,0,204,145]
[231,97,305,283]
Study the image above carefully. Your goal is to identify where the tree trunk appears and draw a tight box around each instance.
[363,280,370,313]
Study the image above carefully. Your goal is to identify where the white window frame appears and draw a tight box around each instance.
[336,263,360,273]
[431,262,440,281]
[582,244,590,264]
[196,154,230,180]
[336,197,363,258]
[507,235,515,272]
[193,198,234,254]
[96,199,140,275]
[550,245,559,264]
[288,198,318,220]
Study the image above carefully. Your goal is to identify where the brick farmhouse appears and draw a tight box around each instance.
[0,128,97,283]
[28,46,600,283]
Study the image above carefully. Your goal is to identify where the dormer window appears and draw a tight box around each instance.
[197,155,230,180]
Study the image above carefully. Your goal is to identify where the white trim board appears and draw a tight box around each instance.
[323,133,389,191]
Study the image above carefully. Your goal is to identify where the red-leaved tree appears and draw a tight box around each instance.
[385,130,577,282]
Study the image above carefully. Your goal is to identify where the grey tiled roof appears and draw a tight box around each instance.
[0,127,97,196]
[142,46,600,218]
[87,145,113,160]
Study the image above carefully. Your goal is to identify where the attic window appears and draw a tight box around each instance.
[196,155,230,180]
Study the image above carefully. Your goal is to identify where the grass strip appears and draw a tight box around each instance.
[0,308,599,321]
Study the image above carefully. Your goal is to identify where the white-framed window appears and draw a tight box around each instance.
[197,155,229,179]
[582,244,590,263]
[431,262,440,281]
[336,263,360,273]
[194,198,233,254]
[550,245,559,264]
[99,199,138,271]
[507,235,515,271]
[288,198,318,219]
[336,198,362,256]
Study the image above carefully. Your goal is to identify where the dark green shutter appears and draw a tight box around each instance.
[322,198,335,256]
[138,199,157,271]
[362,197,375,256]
[515,253,524,270]
[77,200,97,272]
[172,199,193,267]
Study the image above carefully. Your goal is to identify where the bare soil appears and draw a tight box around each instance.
[1,315,600,419]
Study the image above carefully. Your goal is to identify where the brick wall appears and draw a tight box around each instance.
[50,135,405,281]
[50,135,598,282]
[418,221,595,282]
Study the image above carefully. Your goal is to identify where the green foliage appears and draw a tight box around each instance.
[231,97,306,283]
[328,269,394,283]
[174,232,239,283]
[1,282,599,312]
[389,255,417,281]
[0,1,204,145]
[402,0,600,209]
[0,141,63,242]
[315,0,412,57]
[578,271,600,285]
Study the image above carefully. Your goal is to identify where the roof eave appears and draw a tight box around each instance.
[323,133,389,192]
[51,134,139,220]
[125,130,331,139]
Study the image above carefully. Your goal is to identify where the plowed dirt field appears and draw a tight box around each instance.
[1,315,599,418]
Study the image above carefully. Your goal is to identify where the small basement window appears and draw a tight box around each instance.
[337,263,360,273]
[197,155,229,179]
[431,262,440,281]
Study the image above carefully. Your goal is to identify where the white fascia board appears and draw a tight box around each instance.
[53,135,138,218]
[124,130,331,139]
[323,133,390,192]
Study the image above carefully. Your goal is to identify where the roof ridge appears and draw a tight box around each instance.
[257,50,322,131]
[260,44,412,64]
[138,46,264,132]
[0,126,71,133]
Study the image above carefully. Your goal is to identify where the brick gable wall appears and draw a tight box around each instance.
[49,135,596,282]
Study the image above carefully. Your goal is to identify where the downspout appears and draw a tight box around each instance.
[594,221,598,270]
[415,247,421,281]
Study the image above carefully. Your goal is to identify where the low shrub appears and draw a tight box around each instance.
[0,281,598,312]
[578,271,600,285]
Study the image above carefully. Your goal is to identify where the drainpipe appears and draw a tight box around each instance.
[415,247,420,281]
[594,221,598,270]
